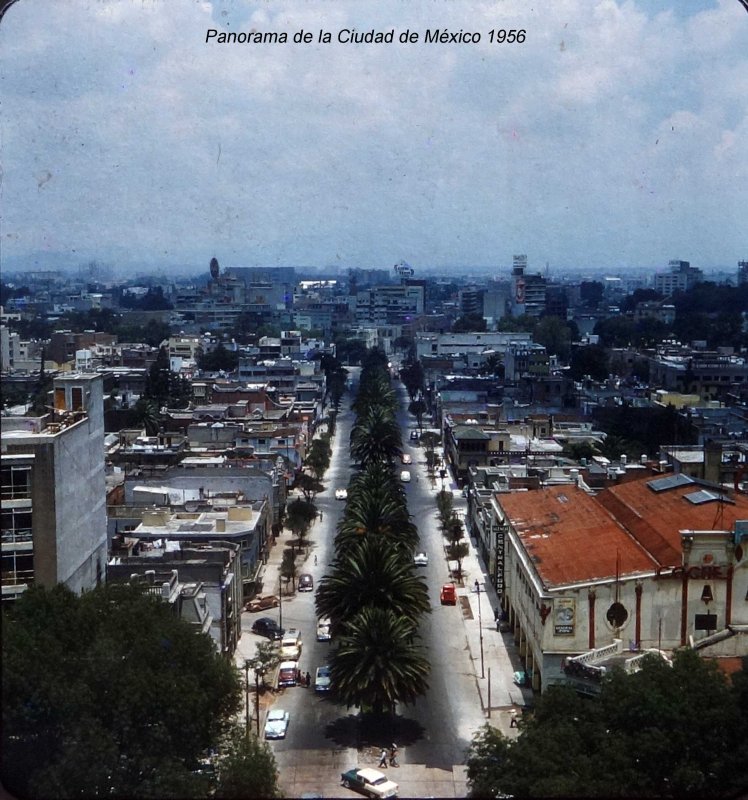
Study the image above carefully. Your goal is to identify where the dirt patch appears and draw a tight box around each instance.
[459,596,474,620]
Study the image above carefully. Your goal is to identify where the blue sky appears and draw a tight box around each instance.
[1,0,746,275]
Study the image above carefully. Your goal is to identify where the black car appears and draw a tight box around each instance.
[252,617,284,640]
[410,430,419,441]
[298,573,314,592]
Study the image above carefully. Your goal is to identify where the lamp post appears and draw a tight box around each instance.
[243,660,251,737]
[474,579,485,678]
[278,574,283,631]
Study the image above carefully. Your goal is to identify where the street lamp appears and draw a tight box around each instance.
[278,574,283,631]
[474,579,485,678]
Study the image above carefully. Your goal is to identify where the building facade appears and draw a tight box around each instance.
[1,374,108,602]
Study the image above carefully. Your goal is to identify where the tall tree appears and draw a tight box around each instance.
[329,606,430,716]
[315,536,429,630]
[214,725,280,799]
[3,583,240,799]
[465,650,748,799]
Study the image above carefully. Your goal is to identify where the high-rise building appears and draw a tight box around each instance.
[738,261,748,286]
[1,374,108,603]
[654,259,703,296]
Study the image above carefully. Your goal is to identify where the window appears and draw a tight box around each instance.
[1,466,31,500]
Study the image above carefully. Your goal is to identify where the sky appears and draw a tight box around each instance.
[1,0,747,276]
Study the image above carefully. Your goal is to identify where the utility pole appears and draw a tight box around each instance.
[243,660,250,737]
[474,579,485,679]
[278,575,283,631]
[255,669,261,736]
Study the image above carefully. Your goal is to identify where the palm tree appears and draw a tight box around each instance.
[315,537,430,630]
[350,405,402,466]
[329,606,430,716]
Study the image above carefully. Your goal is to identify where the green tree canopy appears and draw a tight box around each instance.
[316,536,429,630]
[2,583,241,799]
[466,650,748,799]
[214,725,280,799]
[329,606,430,716]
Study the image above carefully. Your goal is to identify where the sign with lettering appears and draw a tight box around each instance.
[554,598,575,636]
[495,526,505,595]
[655,565,730,581]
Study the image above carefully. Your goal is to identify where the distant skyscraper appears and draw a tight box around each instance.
[738,261,748,286]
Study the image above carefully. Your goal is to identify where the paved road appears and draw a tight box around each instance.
[237,374,524,797]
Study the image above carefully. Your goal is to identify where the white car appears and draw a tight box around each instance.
[335,488,348,500]
[264,708,290,739]
[316,617,332,641]
[400,470,411,483]
[413,552,429,567]
[341,767,399,799]
[314,665,332,692]
[279,628,302,660]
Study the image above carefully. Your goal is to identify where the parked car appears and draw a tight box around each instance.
[264,708,290,739]
[335,488,348,500]
[245,594,279,613]
[279,628,302,660]
[314,665,332,692]
[413,552,429,567]
[400,470,411,483]
[277,661,299,687]
[252,617,284,640]
[298,573,314,592]
[400,453,412,464]
[341,768,399,799]
[440,582,457,605]
[410,430,419,441]
[316,617,332,641]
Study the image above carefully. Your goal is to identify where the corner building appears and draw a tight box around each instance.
[2,374,108,602]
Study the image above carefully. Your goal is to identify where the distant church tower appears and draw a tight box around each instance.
[210,257,220,280]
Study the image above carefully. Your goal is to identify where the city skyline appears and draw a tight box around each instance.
[1,0,747,274]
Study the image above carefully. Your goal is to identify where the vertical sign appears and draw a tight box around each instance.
[554,598,576,635]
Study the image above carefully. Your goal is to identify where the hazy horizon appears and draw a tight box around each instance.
[2,0,746,275]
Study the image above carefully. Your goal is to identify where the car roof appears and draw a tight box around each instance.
[279,661,298,669]
[357,768,388,782]
[267,709,287,719]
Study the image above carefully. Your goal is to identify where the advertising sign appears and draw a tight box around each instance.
[554,598,575,635]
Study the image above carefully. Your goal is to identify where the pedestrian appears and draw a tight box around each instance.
[314,554,318,566]
[378,748,388,768]
[510,710,519,728]
[389,743,399,767]
[305,671,311,688]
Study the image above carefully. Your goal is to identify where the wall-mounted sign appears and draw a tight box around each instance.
[655,565,730,581]
[554,598,575,635]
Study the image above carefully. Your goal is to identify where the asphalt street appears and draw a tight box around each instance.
[235,374,531,796]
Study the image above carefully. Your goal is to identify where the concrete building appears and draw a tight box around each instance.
[415,331,532,363]
[468,472,748,693]
[108,541,243,658]
[654,259,704,296]
[1,374,108,602]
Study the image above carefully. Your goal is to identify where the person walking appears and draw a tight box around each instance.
[378,748,388,768]
[305,671,311,688]
[389,744,399,767]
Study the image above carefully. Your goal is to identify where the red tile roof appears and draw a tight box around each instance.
[497,475,748,590]
[498,485,658,588]
[599,475,748,568]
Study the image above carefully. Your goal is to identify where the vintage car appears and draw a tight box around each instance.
[264,708,290,739]
[245,594,280,613]
[340,767,399,798]
[314,665,332,692]
[440,582,457,605]
[316,617,332,641]
[279,628,302,660]
[413,552,429,567]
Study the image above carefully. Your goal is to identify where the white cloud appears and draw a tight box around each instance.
[1,0,746,272]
